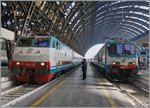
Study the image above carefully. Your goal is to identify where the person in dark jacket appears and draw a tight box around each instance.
[81,59,87,80]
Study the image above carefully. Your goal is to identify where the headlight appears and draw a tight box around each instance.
[112,61,116,64]
[41,62,45,66]
[132,62,135,65]
[16,62,20,65]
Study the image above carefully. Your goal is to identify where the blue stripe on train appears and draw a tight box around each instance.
[50,63,80,73]
[93,61,110,75]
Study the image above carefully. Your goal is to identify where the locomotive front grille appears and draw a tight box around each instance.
[13,54,49,62]
[11,68,49,74]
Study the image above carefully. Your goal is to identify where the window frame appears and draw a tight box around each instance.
[34,38,50,47]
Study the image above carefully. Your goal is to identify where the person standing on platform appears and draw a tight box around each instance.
[81,59,87,80]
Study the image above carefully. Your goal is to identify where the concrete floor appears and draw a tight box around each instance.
[30,65,133,107]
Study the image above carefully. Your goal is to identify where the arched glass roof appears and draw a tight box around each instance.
[1,1,149,55]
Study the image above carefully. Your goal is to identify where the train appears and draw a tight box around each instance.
[8,34,83,84]
[1,39,8,65]
[1,28,14,66]
[92,39,138,79]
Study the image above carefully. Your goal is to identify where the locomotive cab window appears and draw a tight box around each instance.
[17,37,33,47]
[108,43,135,55]
[123,44,135,55]
[35,38,49,47]
[108,44,117,54]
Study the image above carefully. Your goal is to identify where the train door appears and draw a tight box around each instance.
[56,41,61,66]
[50,38,56,66]
[105,46,107,63]
[101,47,105,63]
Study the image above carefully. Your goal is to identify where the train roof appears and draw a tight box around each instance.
[19,35,50,38]
[18,35,83,57]
[107,41,135,44]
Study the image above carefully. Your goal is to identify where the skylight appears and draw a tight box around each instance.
[121,26,141,35]
[2,2,7,6]
[123,23,145,33]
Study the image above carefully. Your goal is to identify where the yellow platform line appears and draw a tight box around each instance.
[31,78,68,107]
[98,78,116,108]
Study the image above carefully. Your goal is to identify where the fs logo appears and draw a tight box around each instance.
[26,49,33,54]
[122,58,126,62]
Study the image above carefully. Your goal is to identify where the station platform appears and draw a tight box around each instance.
[138,68,149,82]
[30,65,133,107]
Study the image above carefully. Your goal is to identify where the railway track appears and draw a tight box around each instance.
[108,77,149,108]
[128,77,149,93]
[1,84,41,107]
[113,81,149,108]
[105,75,149,108]
[1,65,80,107]
[91,63,149,108]
[111,75,149,108]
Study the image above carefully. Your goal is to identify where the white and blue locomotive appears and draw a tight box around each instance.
[93,39,138,79]
[9,35,83,83]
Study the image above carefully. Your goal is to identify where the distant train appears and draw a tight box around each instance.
[9,35,83,84]
[92,39,138,79]
[1,28,14,66]
[1,39,8,65]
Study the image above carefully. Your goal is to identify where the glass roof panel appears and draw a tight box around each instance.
[126,20,149,30]
[138,6,149,10]
[123,23,145,33]
[2,2,7,6]
[121,26,141,35]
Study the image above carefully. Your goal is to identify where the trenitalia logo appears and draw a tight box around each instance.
[122,58,126,62]
[26,49,33,54]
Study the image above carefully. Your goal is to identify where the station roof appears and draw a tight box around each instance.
[1,1,149,55]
